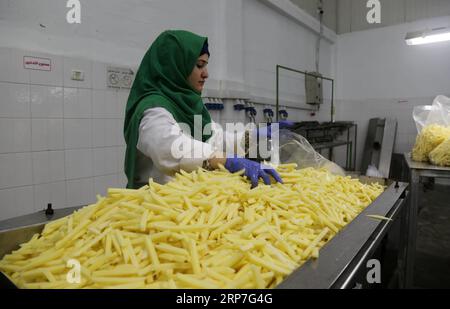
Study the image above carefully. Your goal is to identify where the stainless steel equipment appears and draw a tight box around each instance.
[361,118,398,178]
[0,207,81,260]
[0,180,408,289]
[278,180,408,288]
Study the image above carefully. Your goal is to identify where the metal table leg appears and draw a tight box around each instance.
[405,170,420,288]
[398,193,409,288]
[354,124,357,171]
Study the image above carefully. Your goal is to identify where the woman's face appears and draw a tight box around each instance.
[187,54,209,93]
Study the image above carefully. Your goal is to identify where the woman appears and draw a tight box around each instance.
[124,30,283,189]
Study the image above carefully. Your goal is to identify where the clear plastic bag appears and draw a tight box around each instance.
[411,95,450,163]
[278,129,345,176]
[413,95,450,133]
[366,165,384,178]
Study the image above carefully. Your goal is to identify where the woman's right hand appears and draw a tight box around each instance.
[224,157,283,188]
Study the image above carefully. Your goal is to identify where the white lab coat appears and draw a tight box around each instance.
[135,107,245,185]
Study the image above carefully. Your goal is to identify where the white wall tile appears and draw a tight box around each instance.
[32,151,65,184]
[0,186,34,221]
[93,119,118,147]
[107,119,120,146]
[0,153,33,189]
[66,178,95,207]
[92,62,107,90]
[222,102,236,120]
[64,88,92,118]
[0,118,31,153]
[104,89,120,118]
[92,119,107,147]
[62,87,77,116]
[65,148,93,180]
[34,181,66,211]
[93,89,123,119]
[64,119,92,149]
[116,172,128,188]
[94,174,117,197]
[30,85,63,118]
[93,89,114,118]
[63,57,93,89]
[29,52,63,86]
[0,83,30,118]
[31,119,64,151]
[0,48,13,83]
[113,119,124,146]
[115,146,125,174]
[7,48,30,84]
[77,88,93,117]
[93,147,117,176]
[92,89,105,118]
[117,90,129,119]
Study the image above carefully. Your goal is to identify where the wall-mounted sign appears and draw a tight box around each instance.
[23,56,52,71]
[107,66,134,89]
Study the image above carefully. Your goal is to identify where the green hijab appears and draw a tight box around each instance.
[124,30,212,189]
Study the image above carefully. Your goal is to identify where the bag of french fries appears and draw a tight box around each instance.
[412,95,450,165]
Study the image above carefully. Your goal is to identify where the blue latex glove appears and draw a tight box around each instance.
[256,120,295,139]
[224,157,283,188]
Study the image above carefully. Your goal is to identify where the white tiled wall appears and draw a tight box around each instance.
[31,85,63,118]
[31,119,64,151]
[0,0,337,220]
[0,47,131,220]
[0,83,30,118]
[0,186,35,221]
[32,151,65,184]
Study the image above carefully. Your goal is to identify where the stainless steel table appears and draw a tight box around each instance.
[403,153,450,288]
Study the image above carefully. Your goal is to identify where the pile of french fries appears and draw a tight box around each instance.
[412,124,450,162]
[429,138,450,166]
[0,164,384,289]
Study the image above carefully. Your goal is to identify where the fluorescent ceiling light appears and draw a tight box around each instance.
[405,27,450,45]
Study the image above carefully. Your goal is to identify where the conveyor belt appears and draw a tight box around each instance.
[0,182,408,289]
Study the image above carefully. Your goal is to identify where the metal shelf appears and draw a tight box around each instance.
[311,140,350,150]
[290,122,358,171]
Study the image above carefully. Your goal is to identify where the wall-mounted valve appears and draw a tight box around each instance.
[263,108,274,123]
[204,98,224,111]
[233,99,246,111]
[245,102,257,123]
[279,108,289,120]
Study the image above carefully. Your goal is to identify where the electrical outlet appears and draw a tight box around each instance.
[107,66,134,89]
[71,70,85,81]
